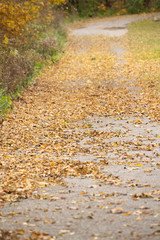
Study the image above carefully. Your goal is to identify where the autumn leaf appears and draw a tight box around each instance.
[3,35,9,44]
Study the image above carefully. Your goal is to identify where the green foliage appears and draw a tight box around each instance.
[153,0,160,9]
[0,89,11,118]
[78,0,99,17]
[125,0,145,13]
[55,27,67,49]
[34,62,44,74]
[65,0,160,16]
[0,9,67,118]
[65,0,106,17]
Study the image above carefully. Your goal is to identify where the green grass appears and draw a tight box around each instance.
[128,18,160,93]
[128,19,160,60]
[0,89,11,119]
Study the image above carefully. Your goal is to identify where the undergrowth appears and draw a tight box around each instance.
[64,0,160,18]
[0,11,67,119]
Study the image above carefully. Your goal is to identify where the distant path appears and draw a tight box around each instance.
[72,13,159,37]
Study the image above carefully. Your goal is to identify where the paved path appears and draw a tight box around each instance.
[0,14,160,240]
[72,14,159,37]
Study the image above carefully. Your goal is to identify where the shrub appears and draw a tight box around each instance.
[125,0,145,13]
[36,36,58,59]
[0,49,33,92]
[0,1,67,117]
[0,0,66,88]
[65,0,107,17]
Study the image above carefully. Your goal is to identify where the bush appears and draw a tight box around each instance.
[65,0,160,16]
[78,0,99,17]
[125,0,145,13]
[65,0,107,17]
[153,0,160,10]
[0,49,33,92]
[36,36,58,59]
[0,1,67,117]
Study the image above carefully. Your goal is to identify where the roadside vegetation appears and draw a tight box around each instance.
[127,19,160,95]
[128,19,160,60]
[0,0,160,120]
[64,0,160,17]
[0,0,67,119]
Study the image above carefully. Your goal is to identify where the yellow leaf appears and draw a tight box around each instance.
[50,162,55,167]
[113,143,119,147]
[136,164,143,167]
[17,230,24,235]
[80,191,86,195]
[123,212,132,216]
[144,169,152,172]
[136,119,142,123]
[136,216,142,221]
[3,35,9,44]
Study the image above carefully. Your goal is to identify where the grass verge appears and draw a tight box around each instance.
[127,18,160,92]
[128,18,160,60]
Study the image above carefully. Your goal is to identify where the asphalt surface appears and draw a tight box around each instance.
[72,14,159,37]
[0,14,160,240]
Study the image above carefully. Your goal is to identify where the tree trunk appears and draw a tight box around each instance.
[105,0,112,8]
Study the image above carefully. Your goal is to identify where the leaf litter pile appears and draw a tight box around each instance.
[0,16,160,239]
